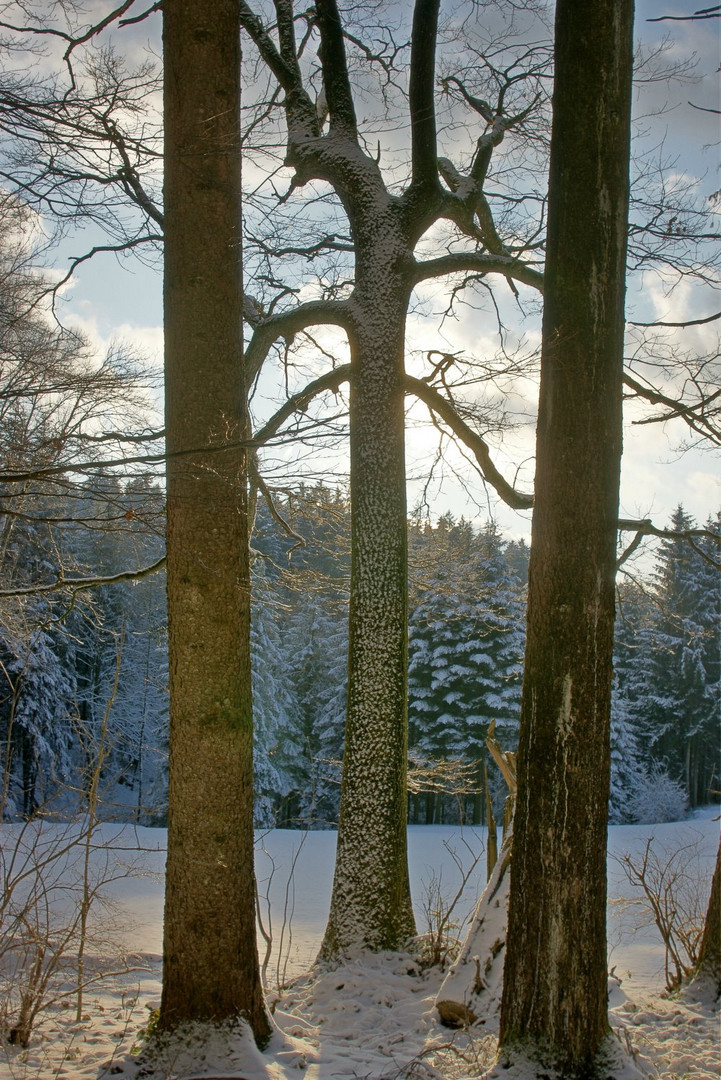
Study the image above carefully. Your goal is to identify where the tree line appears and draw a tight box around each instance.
[3,463,717,830]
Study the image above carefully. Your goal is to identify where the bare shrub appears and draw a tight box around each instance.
[615,834,710,992]
[1,646,152,1048]
[416,835,483,970]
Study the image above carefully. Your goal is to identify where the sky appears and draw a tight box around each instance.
[46,0,721,551]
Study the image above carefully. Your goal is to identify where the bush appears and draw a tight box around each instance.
[627,762,688,824]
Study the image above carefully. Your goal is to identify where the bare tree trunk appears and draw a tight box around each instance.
[321,276,416,955]
[159,0,270,1042]
[499,1,634,1073]
[695,835,721,995]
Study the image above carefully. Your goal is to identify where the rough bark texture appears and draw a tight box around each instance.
[499,1,634,1074]
[695,835,721,995]
[320,253,416,955]
[159,0,270,1041]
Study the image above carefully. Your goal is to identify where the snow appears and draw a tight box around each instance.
[0,813,718,1080]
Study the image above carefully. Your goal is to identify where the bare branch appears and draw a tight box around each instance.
[245,299,352,385]
[408,0,441,192]
[407,376,533,510]
[412,251,544,292]
[252,365,351,447]
[315,0,358,137]
[118,3,163,28]
[250,456,306,551]
[631,310,721,328]
[0,555,166,598]
[50,236,164,302]
[617,519,721,569]
[623,372,721,445]
[239,1,318,135]
[648,6,720,21]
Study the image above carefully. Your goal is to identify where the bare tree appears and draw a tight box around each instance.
[158,0,270,1042]
[237,0,546,958]
[695,834,721,995]
[499,1,634,1073]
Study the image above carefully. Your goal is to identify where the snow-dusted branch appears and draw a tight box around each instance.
[0,555,166,598]
[239,1,318,136]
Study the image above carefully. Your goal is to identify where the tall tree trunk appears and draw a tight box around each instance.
[320,277,416,956]
[695,836,721,995]
[499,1,634,1074]
[160,0,270,1042]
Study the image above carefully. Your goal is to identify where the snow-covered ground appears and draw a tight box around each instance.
[0,811,718,1079]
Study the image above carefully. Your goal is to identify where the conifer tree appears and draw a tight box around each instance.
[408,516,525,823]
[639,506,720,805]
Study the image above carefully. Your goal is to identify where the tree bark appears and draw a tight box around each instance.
[499,1,634,1074]
[695,835,721,995]
[159,0,270,1042]
[320,264,416,955]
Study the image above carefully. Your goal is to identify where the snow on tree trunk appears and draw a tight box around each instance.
[320,262,416,956]
[159,0,270,1042]
[498,0,634,1074]
[436,727,516,1030]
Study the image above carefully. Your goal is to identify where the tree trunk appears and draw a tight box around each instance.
[499,1,634,1074]
[695,835,721,995]
[320,275,416,956]
[159,0,270,1042]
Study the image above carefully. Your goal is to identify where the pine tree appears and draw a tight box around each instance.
[1,619,74,817]
[251,574,300,827]
[408,517,525,824]
[609,582,652,822]
[252,484,350,827]
[639,507,720,806]
[282,591,348,827]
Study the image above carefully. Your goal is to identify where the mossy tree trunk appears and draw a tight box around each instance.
[499,1,634,1074]
[159,0,271,1043]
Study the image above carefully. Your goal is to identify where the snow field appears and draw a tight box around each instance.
[0,813,718,1079]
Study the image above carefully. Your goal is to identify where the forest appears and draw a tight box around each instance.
[2,468,719,831]
[0,0,720,1076]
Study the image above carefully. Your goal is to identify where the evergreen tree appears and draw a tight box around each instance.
[284,587,348,827]
[0,619,74,817]
[408,516,525,823]
[251,574,299,828]
[639,507,720,806]
[609,581,652,822]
